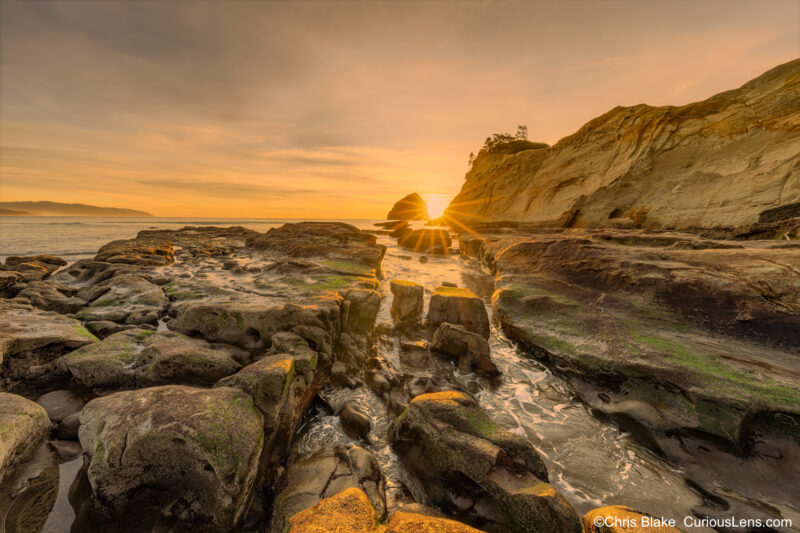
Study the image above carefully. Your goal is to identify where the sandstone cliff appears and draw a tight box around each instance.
[445,59,800,229]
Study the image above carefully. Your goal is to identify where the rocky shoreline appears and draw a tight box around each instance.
[1,221,798,532]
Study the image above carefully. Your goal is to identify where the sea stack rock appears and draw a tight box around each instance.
[387,193,429,221]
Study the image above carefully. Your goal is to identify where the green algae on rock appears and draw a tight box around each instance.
[391,391,581,533]
[78,385,264,530]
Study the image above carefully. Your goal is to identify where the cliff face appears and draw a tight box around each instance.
[446,59,800,229]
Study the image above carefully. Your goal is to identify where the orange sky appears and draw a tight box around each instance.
[1,0,798,218]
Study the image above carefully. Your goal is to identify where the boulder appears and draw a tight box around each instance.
[56,329,242,392]
[76,273,167,325]
[0,300,97,388]
[391,391,581,533]
[583,506,682,533]
[427,286,490,338]
[271,445,386,532]
[94,238,174,265]
[215,354,295,440]
[286,487,483,533]
[135,330,242,386]
[78,385,264,529]
[398,228,452,254]
[3,255,66,282]
[56,329,154,391]
[0,393,50,485]
[270,331,318,376]
[387,193,429,221]
[15,280,86,313]
[430,322,497,375]
[340,402,372,439]
[390,280,424,326]
[35,389,85,423]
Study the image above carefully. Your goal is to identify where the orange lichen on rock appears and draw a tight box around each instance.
[287,487,378,533]
[287,487,487,533]
[385,511,484,532]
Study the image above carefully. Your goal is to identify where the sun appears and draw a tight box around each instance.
[423,194,450,219]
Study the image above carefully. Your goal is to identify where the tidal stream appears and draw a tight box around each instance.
[293,233,713,530]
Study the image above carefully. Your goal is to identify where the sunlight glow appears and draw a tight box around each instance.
[424,194,450,219]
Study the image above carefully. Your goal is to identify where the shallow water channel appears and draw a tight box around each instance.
[292,233,714,530]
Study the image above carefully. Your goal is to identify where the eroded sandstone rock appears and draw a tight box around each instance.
[286,487,483,533]
[430,322,497,375]
[391,391,581,533]
[387,193,429,221]
[390,280,424,326]
[445,59,800,231]
[427,286,490,338]
[271,446,387,532]
[0,393,50,485]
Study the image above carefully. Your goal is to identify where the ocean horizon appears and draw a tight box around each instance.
[0,216,381,261]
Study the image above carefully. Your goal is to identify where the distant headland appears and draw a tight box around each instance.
[0,201,153,217]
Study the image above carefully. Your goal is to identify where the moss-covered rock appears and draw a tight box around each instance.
[0,300,97,389]
[427,286,490,338]
[0,392,50,485]
[391,391,580,533]
[390,280,424,326]
[78,385,264,530]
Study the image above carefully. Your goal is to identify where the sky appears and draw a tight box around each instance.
[1,0,798,218]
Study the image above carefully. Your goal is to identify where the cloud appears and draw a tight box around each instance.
[1,0,798,216]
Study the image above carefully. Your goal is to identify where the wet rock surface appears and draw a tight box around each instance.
[2,220,798,532]
[0,393,50,485]
[391,391,581,533]
[427,286,491,338]
[78,385,264,530]
[467,226,800,526]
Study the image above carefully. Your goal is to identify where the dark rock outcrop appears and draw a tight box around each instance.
[398,228,452,254]
[387,193,429,221]
[430,322,497,375]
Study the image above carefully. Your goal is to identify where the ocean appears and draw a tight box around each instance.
[0,217,378,262]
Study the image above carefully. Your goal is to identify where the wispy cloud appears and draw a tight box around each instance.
[1,0,797,216]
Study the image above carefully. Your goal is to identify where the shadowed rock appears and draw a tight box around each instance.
[0,300,97,389]
[0,393,50,485]
[387,193,429,221]
[430,322,497,375]
[427,286,490,338]
[398,228,452,254]
[390,279,424,326]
